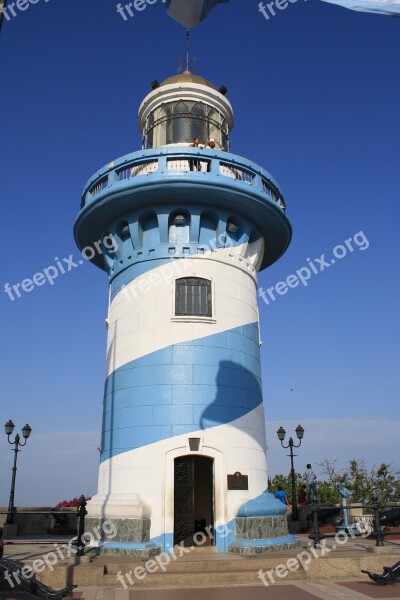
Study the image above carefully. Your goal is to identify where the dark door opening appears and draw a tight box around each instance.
[173,455,214,547]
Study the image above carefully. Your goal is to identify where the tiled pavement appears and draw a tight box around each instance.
[1,580,400,600]
[1,535,400,600]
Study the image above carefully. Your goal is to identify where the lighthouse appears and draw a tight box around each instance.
[74,69,297,555]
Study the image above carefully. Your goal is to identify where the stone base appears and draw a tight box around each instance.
[85,517,161,557]
[85,517,151,544]
[228,515,301,554]
[229,538,301,554]
[235,515,289,539]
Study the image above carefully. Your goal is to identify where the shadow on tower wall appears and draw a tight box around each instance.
[199,359,265,448]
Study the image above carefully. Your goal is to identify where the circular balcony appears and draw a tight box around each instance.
[74,147,291,270]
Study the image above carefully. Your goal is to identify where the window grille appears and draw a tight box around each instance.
[175,278,212,317]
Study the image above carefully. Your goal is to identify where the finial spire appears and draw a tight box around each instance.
[178,28,197,74]
[186,29,190,73]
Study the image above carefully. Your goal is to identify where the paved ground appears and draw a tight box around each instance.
[3,534,400,559]
[1,535,399,600]
[1,580,400,600]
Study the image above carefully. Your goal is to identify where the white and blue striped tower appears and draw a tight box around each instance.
[74,70,297,555]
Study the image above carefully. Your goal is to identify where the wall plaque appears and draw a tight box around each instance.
[227,472,248,491]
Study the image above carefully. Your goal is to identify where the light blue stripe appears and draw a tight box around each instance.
[101,323,262,462]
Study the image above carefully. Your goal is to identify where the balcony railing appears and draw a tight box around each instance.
[90,176,109,197]
[82,149,286,212]
[167,158,211,173]
[220,162,254,185]
[117,160,158,181]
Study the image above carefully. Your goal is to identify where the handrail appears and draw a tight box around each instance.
[308,500,400,549]
[0,496,87,555]
[0,511,76,515]
[80,148,286,212]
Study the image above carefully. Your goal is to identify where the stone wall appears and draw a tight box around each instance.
[0,507,77,537]
[85,517,150,544]
[235,515,288,540]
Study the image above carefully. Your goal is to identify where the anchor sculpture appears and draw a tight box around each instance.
[0,557,74,599]
[379,507,400,527]
[362,561,400,585]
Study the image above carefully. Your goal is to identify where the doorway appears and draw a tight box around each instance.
[173,455,214,547]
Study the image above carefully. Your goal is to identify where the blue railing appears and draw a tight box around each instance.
[81,149,286,212]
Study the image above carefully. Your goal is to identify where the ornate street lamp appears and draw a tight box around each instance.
[277,424,304,521]
[5,420,32,525]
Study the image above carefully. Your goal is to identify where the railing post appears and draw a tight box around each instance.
[310,501,324,549]
[157,155,167,172]
[76,495,87,557]
[372,495,385,547]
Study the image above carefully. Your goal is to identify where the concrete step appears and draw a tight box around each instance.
[101,557,283,574]
[30,552,400,590]
[101,568,306,587]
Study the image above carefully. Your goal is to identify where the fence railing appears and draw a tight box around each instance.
[82,149,286,212]
[0,496,88,557]
[308,500,400,549]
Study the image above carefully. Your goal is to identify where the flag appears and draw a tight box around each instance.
[0,0,8,32]
[320,0,400,16]
[165,0,231,28]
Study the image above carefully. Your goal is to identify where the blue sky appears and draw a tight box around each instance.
[0,0,399,506]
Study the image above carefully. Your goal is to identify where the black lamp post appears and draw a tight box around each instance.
[5,420,32,525]
[277,424,304,521]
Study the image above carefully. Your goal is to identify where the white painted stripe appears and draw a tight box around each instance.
[88,405,268,541]
[106,245,262,376]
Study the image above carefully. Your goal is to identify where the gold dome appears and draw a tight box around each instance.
[160,71,216,90]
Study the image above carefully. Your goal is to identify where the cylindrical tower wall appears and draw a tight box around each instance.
[89,204,267,551]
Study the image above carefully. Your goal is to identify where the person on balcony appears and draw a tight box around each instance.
[189,137,204,171]
[190,136,204,148]
[206,138,223,150]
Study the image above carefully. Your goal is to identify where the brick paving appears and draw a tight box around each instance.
[127,585,322,599]
[2,582,400,600]
[338,581,400,598]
